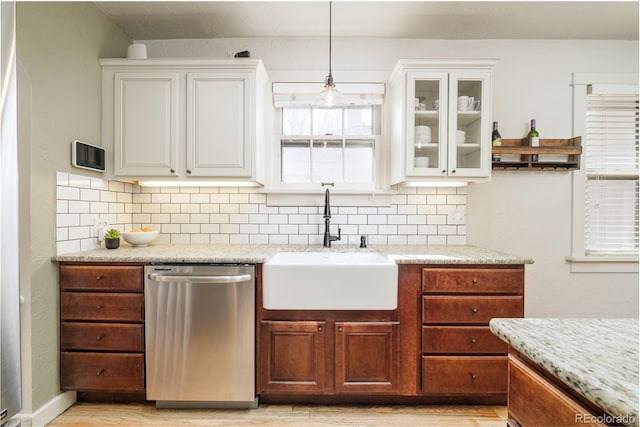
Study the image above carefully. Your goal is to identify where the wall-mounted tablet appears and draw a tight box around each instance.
[71,140,105,172]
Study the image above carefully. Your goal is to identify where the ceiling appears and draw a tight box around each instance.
[95,1,639,41]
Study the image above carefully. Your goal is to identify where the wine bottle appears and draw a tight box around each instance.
[491,121,502,162]
[528,119,540,162]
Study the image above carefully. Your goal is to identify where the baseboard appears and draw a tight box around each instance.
[14,391,76,427]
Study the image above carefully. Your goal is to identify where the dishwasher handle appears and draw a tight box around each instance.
[147,273,252,284]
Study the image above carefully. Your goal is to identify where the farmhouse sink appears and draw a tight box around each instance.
[262,252,398,310]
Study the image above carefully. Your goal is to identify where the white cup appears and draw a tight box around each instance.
[456,130,466,144]
[457,96,474,111]
[415,156,430,168]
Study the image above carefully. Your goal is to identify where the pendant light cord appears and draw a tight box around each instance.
[328,1,332,78]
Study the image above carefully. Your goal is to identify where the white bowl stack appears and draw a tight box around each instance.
[415,125,432,145]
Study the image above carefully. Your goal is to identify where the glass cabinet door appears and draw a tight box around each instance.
[405,71,448,177]
[448,71,491,177]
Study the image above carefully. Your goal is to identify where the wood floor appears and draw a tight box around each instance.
[48,403,507,426]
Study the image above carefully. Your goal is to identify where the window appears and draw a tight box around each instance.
[280,106,376,185]
[584,87,639,255]
[569,74,639,272]
[270,82,385,192]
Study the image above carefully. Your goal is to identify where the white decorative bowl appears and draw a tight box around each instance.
[122,231,159,247]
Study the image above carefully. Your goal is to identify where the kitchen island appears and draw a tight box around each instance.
[490,318,639,427]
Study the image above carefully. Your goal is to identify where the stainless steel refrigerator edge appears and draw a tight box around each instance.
[1,0,23,425]
[145,265,257,408]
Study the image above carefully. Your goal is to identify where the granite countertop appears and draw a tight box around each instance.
[53,243,533,265]
[490,318,639,426]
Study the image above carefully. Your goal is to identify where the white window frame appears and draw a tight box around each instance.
[266,82,387,194]
[568,73,639,273]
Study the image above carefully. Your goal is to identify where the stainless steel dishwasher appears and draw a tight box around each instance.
[144,264,256,408]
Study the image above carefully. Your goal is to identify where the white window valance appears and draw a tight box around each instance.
[273,82,385,107]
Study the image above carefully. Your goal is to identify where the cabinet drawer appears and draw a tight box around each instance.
[422,326,507,354]
[61,322,144,352]
[422,296,523,324]
[61,352,144,392]
[422,268,523,294]
[60,265,143,292]
[422,356,507,395]
[508,355,606,427]
[60,293,144,322]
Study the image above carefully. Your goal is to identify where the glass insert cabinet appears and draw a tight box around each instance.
[388,60,496,184]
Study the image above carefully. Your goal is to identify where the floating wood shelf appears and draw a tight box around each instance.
[492,137,582,170]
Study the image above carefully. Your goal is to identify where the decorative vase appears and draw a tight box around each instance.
[105,238,120,249]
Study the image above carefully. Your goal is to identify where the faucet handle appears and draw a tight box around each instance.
[360,235,367,248]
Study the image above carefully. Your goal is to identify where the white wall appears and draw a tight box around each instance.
[17,2,131,415]
[140,37,639,318]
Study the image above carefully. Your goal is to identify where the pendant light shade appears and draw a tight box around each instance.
[319,1,347,107]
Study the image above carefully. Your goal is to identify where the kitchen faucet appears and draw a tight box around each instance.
[323,188,341,247]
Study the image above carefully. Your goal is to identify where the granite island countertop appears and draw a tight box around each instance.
[53,243,533,265]
[490,318,639,426]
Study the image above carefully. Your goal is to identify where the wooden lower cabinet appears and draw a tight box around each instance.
[259,321,326,393]
[259,320,399,396]
[59,264,145,398]
[508,354,607,427]
[418,264,525,401]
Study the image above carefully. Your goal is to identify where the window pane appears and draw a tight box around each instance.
[312,108,342,135]
[312,140,343,182]
[344,140,374,183]
[585,179,639,253]
[344,107,373,135]
[282,139,311,182]
[282,108,311,135]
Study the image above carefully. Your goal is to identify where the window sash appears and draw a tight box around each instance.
[584,90,639,256]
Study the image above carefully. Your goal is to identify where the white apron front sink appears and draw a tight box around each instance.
[262,252,398,310]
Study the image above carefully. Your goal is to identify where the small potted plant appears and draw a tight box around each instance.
[104,228,121,249]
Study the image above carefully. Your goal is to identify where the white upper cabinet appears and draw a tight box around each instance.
[101,59,269,182]
[387,59,496,185]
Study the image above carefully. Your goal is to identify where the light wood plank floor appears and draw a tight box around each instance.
[48,403,507,427]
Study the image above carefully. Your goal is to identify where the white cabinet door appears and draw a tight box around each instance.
[405,71,449,178]
[113,72,179,176]
[186,72,252,177]
[447,71,491,178]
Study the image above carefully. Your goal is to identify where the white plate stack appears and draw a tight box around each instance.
[415,125,432,145]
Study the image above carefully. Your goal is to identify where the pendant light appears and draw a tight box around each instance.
[319,1,347,107]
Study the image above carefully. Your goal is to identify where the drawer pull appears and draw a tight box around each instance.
[470,338,477,344]
[471,308,478,314]
[96,369,105,376]
[470,372,477,380]
[96,335,104,341]
[338,327,343,333]
[96,275,104,280]
[471,279,478,284]
[318,326,323,332]
[96,305,104,310]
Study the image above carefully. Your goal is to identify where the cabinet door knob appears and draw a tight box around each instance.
[170,168,175,174]
[96,369,105,377]
[96,335,104,341]
[442,169,447,174]
[470,372,477,380]
[186,169,192,174]
[318,325,323,332]
[471,308,478,314]
[338,327,343,333]
[452,169,456,174]
[470,338,477,344]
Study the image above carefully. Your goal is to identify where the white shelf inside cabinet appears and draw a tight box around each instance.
[414,143,439,150]
[456,143,481,153]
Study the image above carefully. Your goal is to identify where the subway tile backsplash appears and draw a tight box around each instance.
[55,172,467,255]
